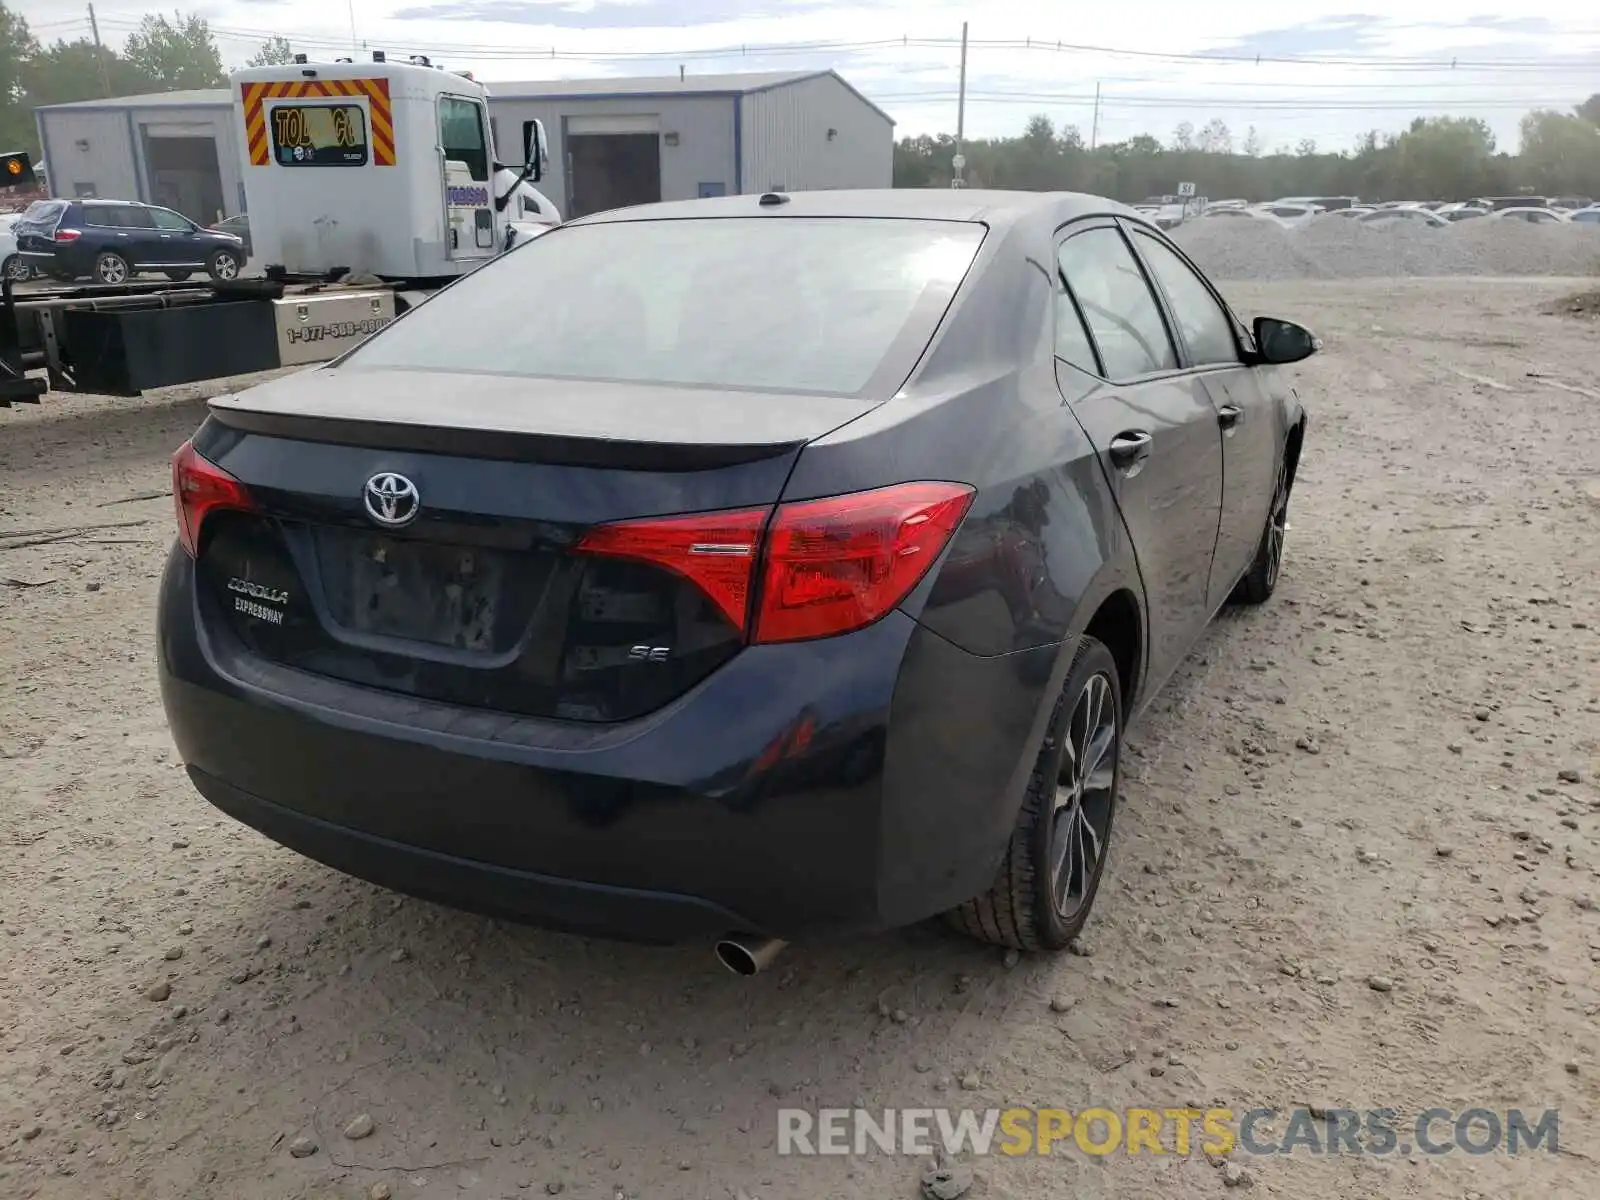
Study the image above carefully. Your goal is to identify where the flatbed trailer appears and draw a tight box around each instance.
[1,273,398,405]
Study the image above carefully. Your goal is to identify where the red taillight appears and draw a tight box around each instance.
[52,227,80,242]
[573,506,767,630]
[753,482,975,644]
[572,481,974,644]
[171,440,255,557]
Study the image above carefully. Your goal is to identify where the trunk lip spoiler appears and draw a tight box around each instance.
[204,405,807,471]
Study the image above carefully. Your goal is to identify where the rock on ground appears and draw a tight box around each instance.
[2,282,1598,1198]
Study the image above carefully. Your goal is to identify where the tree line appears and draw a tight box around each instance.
[0,3,292,162]
[896,100,1600,202]
[5,0,1600,203]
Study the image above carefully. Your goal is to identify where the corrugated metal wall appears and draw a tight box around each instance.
[739,73,893,194]
[37,104,246,218]
[486,94,737,214]
[37,109,141,201]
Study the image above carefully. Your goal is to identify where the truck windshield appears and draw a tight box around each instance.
[341,216,987,396]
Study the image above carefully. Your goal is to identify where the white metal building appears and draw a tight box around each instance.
[33,69,894,224]
[34,90,245,224]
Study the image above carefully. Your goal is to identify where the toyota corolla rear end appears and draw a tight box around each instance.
[156,204,1041,946]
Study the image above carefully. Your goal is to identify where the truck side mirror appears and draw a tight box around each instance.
[522,120,547,182]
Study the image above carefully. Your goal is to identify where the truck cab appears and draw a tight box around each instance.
[232,54,551,285]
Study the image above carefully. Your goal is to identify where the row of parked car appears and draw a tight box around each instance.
[1195,194,1600,229]
[2,199,251,286]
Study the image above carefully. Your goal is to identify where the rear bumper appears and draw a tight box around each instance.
[189,767,753,942]
[158,546,1060,943]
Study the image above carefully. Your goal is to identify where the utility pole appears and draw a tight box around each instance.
[1090,81,1101,152]
[348,0,359,51]
[951,21,968,188]
[87,4,111,98]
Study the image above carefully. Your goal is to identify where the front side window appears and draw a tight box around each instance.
[150,208,193,232]
[270,103,368,167]
[1131,231,1239,367]
[440,97,489,182]
[1056,227,1177,380]
[342,216,986,396]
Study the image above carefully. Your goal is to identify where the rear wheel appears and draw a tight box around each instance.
[93,251,130,285]
[947,637,1122,952]
[206,249,240,282]
[1230,459,1291,606]
[2,254,28,283]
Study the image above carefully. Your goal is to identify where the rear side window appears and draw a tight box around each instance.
[1056,227,1177,380]
[1054,290,1100,376]
[343,217,986,395]
[82,205,125,227]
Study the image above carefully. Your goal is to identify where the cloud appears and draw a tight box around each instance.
[1198,15,1390,60]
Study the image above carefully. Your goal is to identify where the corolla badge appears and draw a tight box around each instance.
[363,472,420,528]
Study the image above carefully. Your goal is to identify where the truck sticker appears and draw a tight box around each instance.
[244,78,394,167]
[447,186,490,207]
[284,316,392,345]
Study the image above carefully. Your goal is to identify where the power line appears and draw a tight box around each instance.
[874,90,1591,112]
[80,15,1600,73]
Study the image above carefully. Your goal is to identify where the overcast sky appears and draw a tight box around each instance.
[13,1,1600,151]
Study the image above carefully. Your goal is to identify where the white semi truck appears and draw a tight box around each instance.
[3,53,557,405]
[234,52,557,284]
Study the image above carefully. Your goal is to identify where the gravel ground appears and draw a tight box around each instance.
[3,279,1600,1199]
[1173,216,1600,281]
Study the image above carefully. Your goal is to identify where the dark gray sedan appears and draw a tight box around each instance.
[156,190,1313,972]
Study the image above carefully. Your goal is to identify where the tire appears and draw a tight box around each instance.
[947,637,1123,952]
[164,270,193,282]
[2,254,28,283]
[206,249,241,282]
[1230,458,1291,606]
[93,251,131,285]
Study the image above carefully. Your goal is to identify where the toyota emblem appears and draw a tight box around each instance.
[363,472,420,528]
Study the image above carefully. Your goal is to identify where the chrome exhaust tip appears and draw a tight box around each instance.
[714,934,788,976]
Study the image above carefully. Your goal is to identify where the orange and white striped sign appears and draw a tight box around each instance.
[242,78,395,167]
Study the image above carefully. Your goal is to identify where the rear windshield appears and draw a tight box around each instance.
[342,216,986,395]
[22,199,66,224]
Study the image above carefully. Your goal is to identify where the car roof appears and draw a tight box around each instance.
[571,189,1145,232]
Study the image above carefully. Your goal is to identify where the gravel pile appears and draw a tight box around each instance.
[1171,215,1600,281]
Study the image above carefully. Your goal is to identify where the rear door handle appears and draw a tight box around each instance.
[1218,404,1243,430]
[1108,430,1153,472]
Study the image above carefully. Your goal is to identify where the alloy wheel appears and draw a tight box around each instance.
[214,254,239,280]
[1264,471,1289,590]
[98,256,127,284]
[1049,670,1118,919]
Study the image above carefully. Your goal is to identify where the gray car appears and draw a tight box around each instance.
[156,190,1314,965]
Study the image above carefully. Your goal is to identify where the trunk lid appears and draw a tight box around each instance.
[190,369,875,723]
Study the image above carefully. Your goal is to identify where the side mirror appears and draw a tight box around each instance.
[522,119,547,183]
[1252,316,1321,365]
